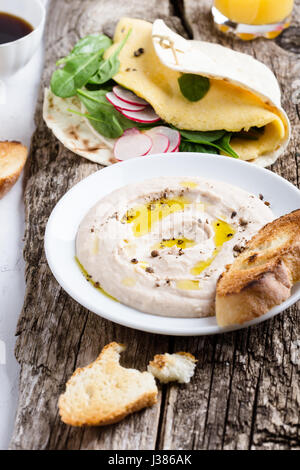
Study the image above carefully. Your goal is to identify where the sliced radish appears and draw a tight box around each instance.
[122,127,140,136]
[114,132,152,161]
[113,85,148,106]
[106,92,146,112]
[172,145,180,152]
[144,130,170,154]
[147,126,180,152]
[119,107,160,123]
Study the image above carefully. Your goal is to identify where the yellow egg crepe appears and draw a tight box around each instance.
[106,18,289,166]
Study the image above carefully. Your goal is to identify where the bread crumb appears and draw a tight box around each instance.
[148,352,197,384]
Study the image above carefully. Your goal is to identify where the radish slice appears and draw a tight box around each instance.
[106,92,146,112]
[145,130,170,154]
[172,145,180,152]
[114,133,152,161]
[122,127,140,136]
[113,85,148,106]
[120,107,160,123]
[147,126,180,152]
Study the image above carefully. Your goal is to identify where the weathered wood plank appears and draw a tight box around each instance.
[158,0,300,450]
[10,0,180,450]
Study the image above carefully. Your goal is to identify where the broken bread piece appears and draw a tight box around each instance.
[0,141,28,199]
[216,209,300,327]
[58,342,158,427]
[148,352,197,384]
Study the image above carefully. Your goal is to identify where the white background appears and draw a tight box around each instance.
[0,0,47,450]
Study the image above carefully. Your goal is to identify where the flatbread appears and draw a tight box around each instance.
[43,88,114,165]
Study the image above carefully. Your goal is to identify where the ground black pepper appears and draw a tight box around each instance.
[146,267,154,273]
[133,47,145,57]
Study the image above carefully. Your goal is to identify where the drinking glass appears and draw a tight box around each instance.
[212,0,294,40]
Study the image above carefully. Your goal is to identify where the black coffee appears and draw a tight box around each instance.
[0,12,33,45]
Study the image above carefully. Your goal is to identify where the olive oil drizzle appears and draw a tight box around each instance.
[123,196,192,237]
[191,219,235,276]
[75,257,117,301]
[176,280,200,290]
[180,180,199,189]
[177,219,235,290]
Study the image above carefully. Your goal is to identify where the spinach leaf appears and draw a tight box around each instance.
[88,29,131,85]
[178,126,265,158]
[84,109,124,138]
[56,35,112,66]
[180,135,239,158]
[178,74,210,102]
[71,35,111,56]
[179,141,218,154]
[179,129,226,143]
[76,88,137,138]
[76,90,109,118]
[85,79,115,92]
[178,128,239,158]
[51,50,104,98]
[216,133,239,159]
[68,106,127,139]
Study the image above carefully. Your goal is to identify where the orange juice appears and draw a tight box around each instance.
[214,0,294,25]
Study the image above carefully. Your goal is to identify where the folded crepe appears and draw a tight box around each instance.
[43,18,290,167]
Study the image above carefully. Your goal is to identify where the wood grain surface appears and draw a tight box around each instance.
[10,0,300,450]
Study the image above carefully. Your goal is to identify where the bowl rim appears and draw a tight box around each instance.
[0,0,46,49]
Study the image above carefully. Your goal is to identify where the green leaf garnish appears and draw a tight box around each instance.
[50,50,104,98]
[56,35,112,66]
[217,133,239,159]
[179,141,218,154]
[176,128,239,158]
[178,74,210,102]
[179,129,226,143]
[76,88,139,138]
[88,29,132,85]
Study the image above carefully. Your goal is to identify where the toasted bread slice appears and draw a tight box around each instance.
[148,352,197,384]
[216,209,300,327]
[0,141,28,199]
[58,342,158,427]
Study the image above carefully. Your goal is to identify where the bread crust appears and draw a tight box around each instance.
[0,141,28,198]
[216,209,300,326]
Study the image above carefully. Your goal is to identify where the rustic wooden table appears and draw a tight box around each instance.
[10,0,300,450]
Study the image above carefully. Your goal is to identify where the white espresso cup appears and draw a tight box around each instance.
[0,0,46,77]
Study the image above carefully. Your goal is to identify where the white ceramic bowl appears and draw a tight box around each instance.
[45,153,300,336]
[0,0,45,77]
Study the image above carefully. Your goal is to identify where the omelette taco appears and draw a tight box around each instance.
[44,18,290,167]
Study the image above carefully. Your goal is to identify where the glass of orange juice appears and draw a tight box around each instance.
[212,0,294,40]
